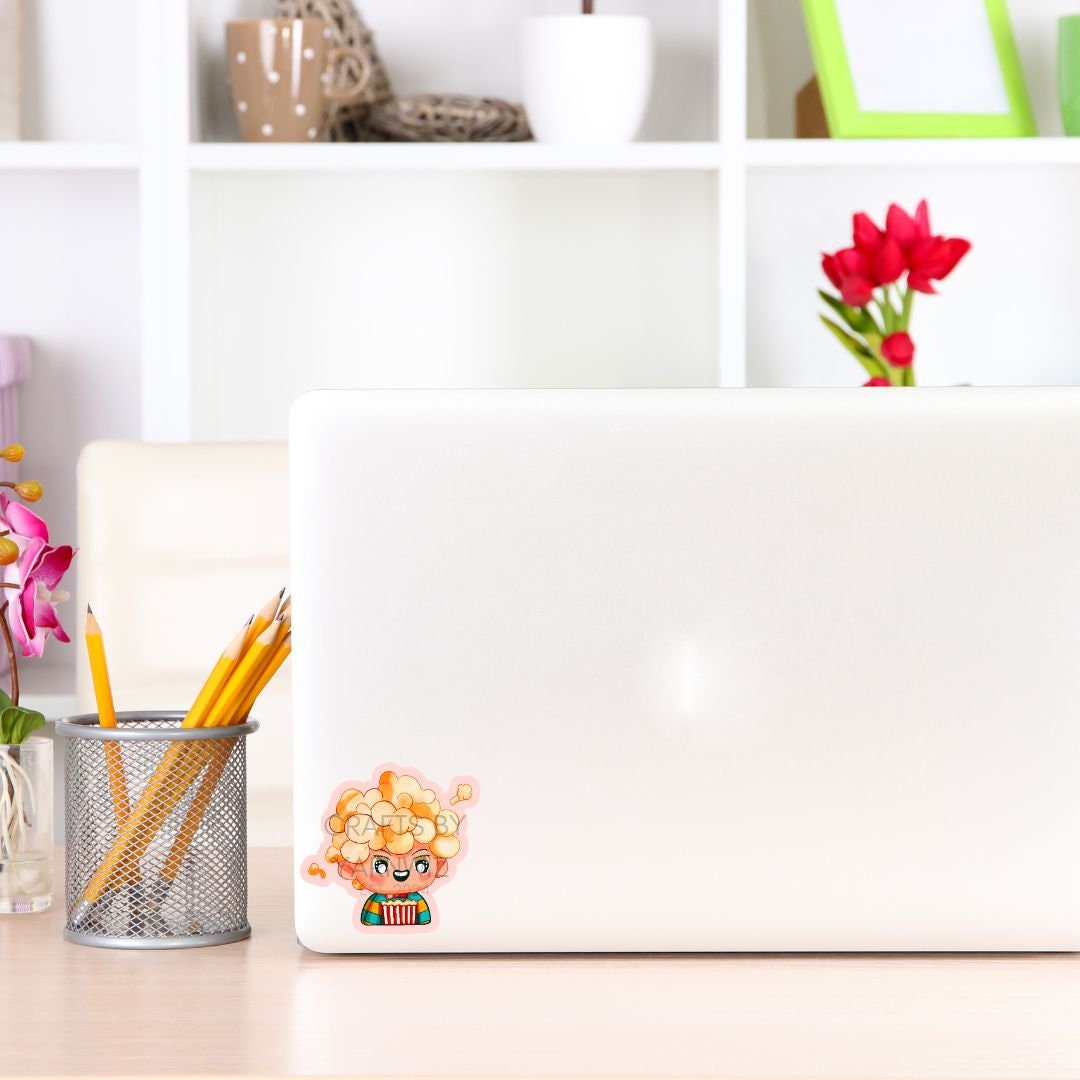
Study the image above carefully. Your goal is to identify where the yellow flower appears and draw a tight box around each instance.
[0,537,17,566]
[0,444,24,463]
[14,480,42,502]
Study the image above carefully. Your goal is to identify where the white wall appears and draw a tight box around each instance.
[190,169,718,440]
[21,0,139,141]
[0,172,141,691]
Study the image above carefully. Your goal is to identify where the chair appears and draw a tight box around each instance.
[76,440,291,843]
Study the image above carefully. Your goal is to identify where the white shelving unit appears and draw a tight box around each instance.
[0,142,139,170]
[9,0,1080,705]
[188,141,724,172]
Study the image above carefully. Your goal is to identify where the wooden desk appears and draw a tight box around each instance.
[4,848,1080,1078]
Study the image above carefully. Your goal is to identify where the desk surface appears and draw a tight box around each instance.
[5,849,1080,1079]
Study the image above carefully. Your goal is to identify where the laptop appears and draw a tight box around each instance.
[290,388,1080,952]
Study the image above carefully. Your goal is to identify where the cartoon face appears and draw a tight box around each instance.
[353,847,448,894]
[303,767,477,931]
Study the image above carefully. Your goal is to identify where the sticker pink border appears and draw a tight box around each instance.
[299,762,479,934]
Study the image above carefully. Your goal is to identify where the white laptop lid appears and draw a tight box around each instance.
[291,388,1080,952]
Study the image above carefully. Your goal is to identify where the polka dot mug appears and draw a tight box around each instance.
[226,19,372,142]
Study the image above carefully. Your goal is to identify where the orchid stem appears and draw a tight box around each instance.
[0,602,19,706]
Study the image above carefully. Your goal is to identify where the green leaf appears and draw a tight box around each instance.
[818,290,876,336]
[0,687,12,712]
[820,316,871,357]
[819,317,886,380]
[0,706,45,745]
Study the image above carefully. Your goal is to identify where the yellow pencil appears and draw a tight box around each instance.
[161,738,237,883]
[204,620,283,729]
[73,616,248,909]
[236,630,291,721]
[243,587,285,654]
[163,627,292,881]
[85,608,130,825]
[74,740,209,909]
[184,618,251,729]
[73,596,292,918]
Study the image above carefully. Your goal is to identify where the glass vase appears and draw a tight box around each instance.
[0,736,53,913]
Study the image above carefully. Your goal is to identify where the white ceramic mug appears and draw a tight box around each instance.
[520,15,653,144]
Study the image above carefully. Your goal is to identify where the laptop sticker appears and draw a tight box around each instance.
[301,766,476,931]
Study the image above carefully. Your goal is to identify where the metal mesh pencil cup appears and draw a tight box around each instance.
[56,711,258,949]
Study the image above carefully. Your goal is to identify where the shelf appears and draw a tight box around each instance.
[745,138,1080,169]
[188,141,723,173]
[182,137,1080,175]
[0,142,139,172]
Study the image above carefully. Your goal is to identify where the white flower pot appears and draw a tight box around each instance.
[521,15,653,145]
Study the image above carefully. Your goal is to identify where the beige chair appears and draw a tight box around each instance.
[76,441,291,843]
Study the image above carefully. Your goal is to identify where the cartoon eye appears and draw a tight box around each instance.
[414,856,430,874]
[372,857,390,875]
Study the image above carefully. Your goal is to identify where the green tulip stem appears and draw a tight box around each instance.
[901,285,914,331]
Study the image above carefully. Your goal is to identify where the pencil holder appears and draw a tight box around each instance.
[57,711,258,949]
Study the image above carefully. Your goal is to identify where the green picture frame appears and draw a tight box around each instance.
[801,0,1037,138]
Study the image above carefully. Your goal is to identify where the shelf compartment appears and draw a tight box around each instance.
[745,166,1080,388]
[190,169,720,440]
[190,0,719,145]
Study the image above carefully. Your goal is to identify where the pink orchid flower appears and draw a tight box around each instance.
[0,495,74,657]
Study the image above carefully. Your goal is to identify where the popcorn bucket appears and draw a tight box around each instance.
[382,898,418,925]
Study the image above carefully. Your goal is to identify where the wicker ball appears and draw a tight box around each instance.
[366,94,531,143]
[273,0,532,143]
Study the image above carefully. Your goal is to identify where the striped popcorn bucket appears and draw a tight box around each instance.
[382,898,418,925]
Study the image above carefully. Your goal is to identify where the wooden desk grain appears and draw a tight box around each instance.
[4,849,1080,1079]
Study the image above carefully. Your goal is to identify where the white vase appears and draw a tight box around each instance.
[521,15,653,145]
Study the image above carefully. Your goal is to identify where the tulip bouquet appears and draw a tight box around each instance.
[820,200,971,387]
[0,446,73,905]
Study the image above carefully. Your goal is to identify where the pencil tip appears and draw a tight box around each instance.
[86,604,92,614]
[279,586,286,598]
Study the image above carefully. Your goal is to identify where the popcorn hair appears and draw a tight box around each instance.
[324,770,463,885]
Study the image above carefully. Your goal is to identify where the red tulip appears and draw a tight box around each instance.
[885,201,930,250]
[864,377,891,387]
[885,200,971,294]
[822,248,875,307]
[851,212,906,287]
[881,331,915,368]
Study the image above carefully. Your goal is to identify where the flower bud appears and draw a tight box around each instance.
[0,444,24,463]
[0,536,17,565]
[14,480,42,502]
[881,332,915,369]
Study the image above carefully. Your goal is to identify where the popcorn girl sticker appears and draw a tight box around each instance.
[301,766,476,931]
